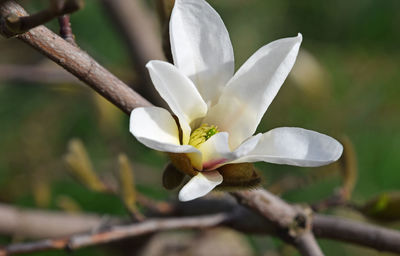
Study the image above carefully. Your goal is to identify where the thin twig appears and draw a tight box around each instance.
[58,14,76,46]
[1,0,83,37]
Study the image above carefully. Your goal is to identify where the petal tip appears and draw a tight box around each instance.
[178,171,223,201]
[333,140,344,161]
[297,33,303,39]
[294,33,303,44]
[145,60,164,70]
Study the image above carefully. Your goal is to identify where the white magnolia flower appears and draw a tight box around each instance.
[130,0,343,201]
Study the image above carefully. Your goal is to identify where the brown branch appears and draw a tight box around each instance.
[1,0,83,37]
[1,200,400,255]
[295,232,324,256]
[100,0,167,107]
[232,189,323,256]
[0,203,119,239]
[58,15,76,46]
[0,1,152,114]
[1,213,229,255]
[313,214,400,254]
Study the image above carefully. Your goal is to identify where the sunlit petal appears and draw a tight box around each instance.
[146,60,208,144]
[170,0,234,105]
[178,171,223,201]
[205,34,302,148]
[232,127,343,167]
[130,107,199,154]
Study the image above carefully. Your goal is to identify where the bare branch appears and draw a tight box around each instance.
[1,213,228,255]
[0,203,118,239]
[295,232,324,256]
[232,189,324,256]
[313,214,400,254]
[100,0,164,64]
[0,1,152,114]
[1,200,400,254]
[1,0,83,37]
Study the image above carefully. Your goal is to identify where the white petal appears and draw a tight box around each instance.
[188,132,261,170]
[205,34,302,148]
[178,171,223,201]
[130,107,199,154]
[232,127,343,167]
[170,0,234,105]
[146,61,208,144]
[196,132,231,170]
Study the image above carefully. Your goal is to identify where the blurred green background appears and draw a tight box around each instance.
[1,0,400,255]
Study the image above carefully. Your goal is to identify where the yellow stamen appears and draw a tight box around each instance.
[188,124,219,148]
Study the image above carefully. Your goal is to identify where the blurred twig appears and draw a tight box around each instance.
[313,214,400,254]
[100,0,166,107]
[117,154,144,221]
[312,136,358,212]
[156,0,174,63]
[57,14,76,46]
[0,203,119,239]
[56,195,82,213]
[63,140,169,217]
[338,136,358,200]
[0,64,80,84]
[64,139,107,192]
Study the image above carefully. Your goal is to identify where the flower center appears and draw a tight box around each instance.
[188,124,219,148]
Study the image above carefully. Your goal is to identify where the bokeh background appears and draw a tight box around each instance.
[1,0,400,255]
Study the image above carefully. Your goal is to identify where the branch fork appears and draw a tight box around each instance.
[1,0,83,37]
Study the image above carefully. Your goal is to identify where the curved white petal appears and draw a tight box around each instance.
[170,0,234,105]
[146,61,208,144]
[205,34,302,148]
[232,127,343,167]
[178,171,223,201]
[130,107,199,154]
[188,132,261,170]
